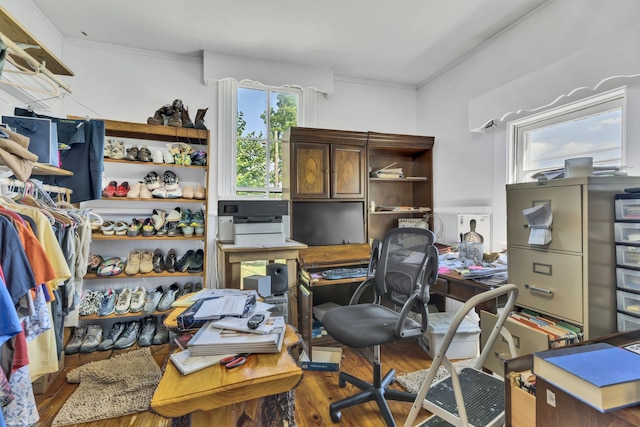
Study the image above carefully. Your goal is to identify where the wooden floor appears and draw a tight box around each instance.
[34,339,434,427]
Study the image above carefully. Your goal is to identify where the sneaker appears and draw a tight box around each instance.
[110,139,125,160]
[166,221,181,237]
[163,149,174,164]
[153,248,165,273]
[139,185,153,199]
[155,221,168,237]
[137,316,156,347]
[144,286,164,314]
[165,249,177,272]
[124,250,142,275]
[114,320,141,349]
[175,250,195,272]
[163,170,179,191]
[114,287,132,314]
[98,322,125,351]
[126,181,143,198]
[129,286,147,312]
[65,326,87,355]
[178,209,193,228]
[165,207,182,222]
[157,282,180,311]
[80,324,103,353]
[127,218,144,237]
[144,171,161,190]
[152,209,166,230]
[97,288,118,316]
[151,186,169,198]
[141,218,155,237]
[139,250,154,273]
[78,290,103,316]
[194,282,203,292]
[124,146,139,161]
[166,186,183,199]
[137,146,153,162]
[153,316,170,345]
[187,249,204,273]
[153,149,164,163]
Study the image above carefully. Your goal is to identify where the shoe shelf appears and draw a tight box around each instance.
[91,234,205,241]
[84,271,204,280]
[99,196,205,203]
[104,158,206,169]
[79,308,173,321]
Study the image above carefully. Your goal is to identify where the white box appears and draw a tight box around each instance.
[422,312,480,360]
[299,346,342,371]
[243,275,271,297]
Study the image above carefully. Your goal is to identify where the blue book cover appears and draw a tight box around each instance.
[533,342,640,412]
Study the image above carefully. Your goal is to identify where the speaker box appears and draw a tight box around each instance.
[267,263,288,295]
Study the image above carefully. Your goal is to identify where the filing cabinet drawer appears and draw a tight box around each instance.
[480,310,550,376]
[508,247,583,323]
[507,184,582,252]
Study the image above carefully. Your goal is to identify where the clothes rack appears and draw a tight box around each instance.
[0,177,73,202]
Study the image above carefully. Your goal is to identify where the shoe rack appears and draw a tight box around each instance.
[78,119,210,328]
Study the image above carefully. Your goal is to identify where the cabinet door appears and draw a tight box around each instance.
[292,142,329,198]
[331,144,366,199]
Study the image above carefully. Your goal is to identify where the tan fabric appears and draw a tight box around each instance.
[0,128,38,180]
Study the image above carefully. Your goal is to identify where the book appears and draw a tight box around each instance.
[193,294,257,320]
[210,313,281,335]
[174,333,194,350]
[532,342,640,412]
[169,349,235,375]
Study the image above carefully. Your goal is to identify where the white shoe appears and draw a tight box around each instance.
[166,187,183,199]
[114,288,132,314]
[153,150,164,163]
[163,150,174,164]
[129,286,147,312]
[152,187,168,198]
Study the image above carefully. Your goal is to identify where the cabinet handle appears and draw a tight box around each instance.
[494,352,513,362]
[524,283,554,296]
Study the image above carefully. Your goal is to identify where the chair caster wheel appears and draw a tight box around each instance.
[330,410,341,423]
[338,378,346,387]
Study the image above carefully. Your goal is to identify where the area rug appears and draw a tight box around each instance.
[52,348,162,426]
[396,358,478,394]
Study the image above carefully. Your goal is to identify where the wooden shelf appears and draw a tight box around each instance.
[100,196,205,203]
[79,308,174,321]
[371,208,431,215]
[85,271,204,280]
[0,6,74,76]
[104,158,206,169]
[91,233,205,241]
[369,177,428,181]
[32,163,73,176]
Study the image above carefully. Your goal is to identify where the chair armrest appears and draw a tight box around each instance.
[349,278,379,305]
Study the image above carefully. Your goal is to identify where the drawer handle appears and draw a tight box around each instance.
[524,283,554,296]
[494,352,513,362]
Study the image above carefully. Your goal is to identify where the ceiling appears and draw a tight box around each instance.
[32,0,550,87]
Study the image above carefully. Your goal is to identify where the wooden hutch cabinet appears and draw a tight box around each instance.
[283,127,367,200]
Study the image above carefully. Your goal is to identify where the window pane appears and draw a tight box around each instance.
[269,140,282,189]
[238,87,267,137]
[269,91,298,139]
[236,137,267,188]
[525,109,622,172]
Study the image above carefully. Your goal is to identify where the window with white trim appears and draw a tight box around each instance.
[509,88,625,183]
[236,82,301,198]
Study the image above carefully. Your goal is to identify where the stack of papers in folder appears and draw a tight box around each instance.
[193,294,256,321]
[188,316,286,356]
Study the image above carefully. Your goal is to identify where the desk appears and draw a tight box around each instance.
[216,240,307,328]
[432,271,500,315]
[151,324,303,426]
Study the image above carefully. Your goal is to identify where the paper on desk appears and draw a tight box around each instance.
[522,203,553,245]
[194,295,251,320]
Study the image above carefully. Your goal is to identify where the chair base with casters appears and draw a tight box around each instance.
[330,345,418,425]
[404,284,519,427]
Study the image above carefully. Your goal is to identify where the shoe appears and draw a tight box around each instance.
[166,207,182,222]
[163,150,175,164]
[175,250,195,273]
[153,316,170,345]
[113,221,128,236]
[138,146,153,162]
[124,250,141,275]
[152,209,166,230]
[182,107,194,128]
[110,139,125,160]
[194,186,206,200]
[114,320,141,349]
[65,326,87,355]
[178,282,193,298]
[166,186,183,199]
[182,186,195,199]
[78,290,104,316]
[194,108,208,130]
[114,287,132,314]
[127,218,144,237]
[139,185,153,199]
[144,171,161,190]
[144,286,164,314]
[102,180,117,197]
[153,149,164,163]
[98,322,126,351]
[80,324,103,353]
[115,181,130,197]
[130,286,147,312]
[153,248,165,273]
[167,99,183,127]
[97,257,125,277]
[124,146,139,161]
[141,218,155,237]
[155,222,168,237]
[147,105,169,125]
[104,139,113,158]
[100,220,115,236]
[194,282,203,292]
[165,249,177,272]
[190,209,205,227]
[126,182,143,198]
[98,288,118,316]
[163,170,179,191]
[182,225,195,237]
[190,150,207,166]
[167,221,181,237]
[139,250,154,273]
[158,282,180,311]
[178,209,193,228]
[151,186,168,198]
[137,316,156,347]
[187,249,204,273]
[87,254,104,274]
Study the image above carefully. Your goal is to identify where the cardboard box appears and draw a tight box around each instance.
[32,352,64,394]
[422,312,480,360]
[299,346,342,371]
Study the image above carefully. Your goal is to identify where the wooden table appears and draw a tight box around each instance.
[216,240,308,328]
[431,271,500,314]
[151,324,303,426]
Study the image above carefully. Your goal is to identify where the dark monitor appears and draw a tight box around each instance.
[292,201,366,246]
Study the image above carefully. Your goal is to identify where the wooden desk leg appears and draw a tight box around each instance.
[229,262,242,289]
[190,392,295,426]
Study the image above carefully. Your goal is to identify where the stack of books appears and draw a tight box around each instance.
[188,316,286,356]
[370,161,404,179]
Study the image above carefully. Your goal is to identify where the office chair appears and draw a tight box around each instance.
[322,227,439,427]
[404,283,519,427]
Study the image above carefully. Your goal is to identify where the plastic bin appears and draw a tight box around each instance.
[618,311,640,332]
[617,267,640,292]
[421,312,480,360]
[616,245,640,269]
[617,289,640,314]
[614,222,640,244]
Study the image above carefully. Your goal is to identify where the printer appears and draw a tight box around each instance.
[218,200,290,245]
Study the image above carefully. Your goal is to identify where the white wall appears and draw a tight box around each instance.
[418,0,640,250]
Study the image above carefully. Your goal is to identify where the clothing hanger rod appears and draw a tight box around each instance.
[0,177,72,195]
